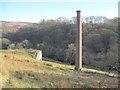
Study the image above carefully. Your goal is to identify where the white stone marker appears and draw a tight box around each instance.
[36,50,42,60]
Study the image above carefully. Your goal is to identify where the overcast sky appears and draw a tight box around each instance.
[0,0,119,22]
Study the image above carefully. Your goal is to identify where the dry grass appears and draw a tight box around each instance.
[1,50,118,88]
[82,68,118,77]
[56,80,71,88]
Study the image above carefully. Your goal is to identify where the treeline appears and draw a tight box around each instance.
[1,18,118,71]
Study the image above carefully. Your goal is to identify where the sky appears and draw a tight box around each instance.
[0,0,119,23]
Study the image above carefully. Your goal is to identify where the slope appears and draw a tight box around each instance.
[0,50,118,88]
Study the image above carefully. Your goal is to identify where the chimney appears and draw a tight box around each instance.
[75,10,82,71]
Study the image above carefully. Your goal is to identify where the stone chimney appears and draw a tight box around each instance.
[75,10,82,71]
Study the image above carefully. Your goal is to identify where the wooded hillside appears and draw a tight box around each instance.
[1,17,119,71]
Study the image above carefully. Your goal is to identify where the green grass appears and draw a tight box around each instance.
[41,59,119,77]
[1,50,119,88]
[16,49,31,57]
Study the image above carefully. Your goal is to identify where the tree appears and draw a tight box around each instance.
[1,38,11,49]
[15,42,23,49]
[101,33,111,53]
[70,16,76,24]
[22,39,33,49]
[65,44,76,64]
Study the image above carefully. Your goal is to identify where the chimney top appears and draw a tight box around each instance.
[76,10,82,13]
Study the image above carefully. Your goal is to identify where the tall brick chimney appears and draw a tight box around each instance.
[75,10,82,71]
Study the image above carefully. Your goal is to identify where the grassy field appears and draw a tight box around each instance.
[0,50,119,88]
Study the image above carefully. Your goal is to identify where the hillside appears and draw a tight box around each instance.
[0,50,118,88]
[1,21,37,33]
[1,18,118,71]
